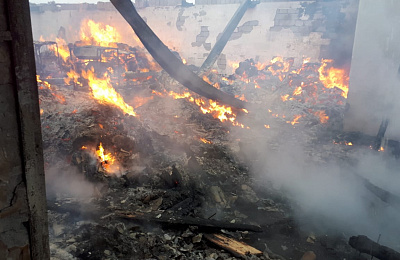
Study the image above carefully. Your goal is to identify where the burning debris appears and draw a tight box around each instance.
[35,3,400,260]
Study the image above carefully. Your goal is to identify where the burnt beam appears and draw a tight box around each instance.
[110,0,247,109]
[349,235,400,260]
[199,0,258,75]
[6,0,50,259]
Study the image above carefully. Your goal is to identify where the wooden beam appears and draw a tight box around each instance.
[204,233,262,258]
[110,0,247,109]
[349,235,400,260]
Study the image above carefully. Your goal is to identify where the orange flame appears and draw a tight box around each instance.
[81,69,136,116]
[200,137,212,144]
[37,75,66,104]
[292,86,302,96]
[313,110,329,124]
[96,142,116,171]
[318,59,349,98]
[80,19,120,47]
[287,115,303,125]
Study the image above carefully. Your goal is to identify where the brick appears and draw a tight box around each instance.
[196,36,207,42]
[275,19,296,27]
[277,9,288,14]
[275,13,290,20]
[239,25,253,33]
[288,8,300,14]
[269,26,283,32]
[290,26,311,35]
[295,20,304,26]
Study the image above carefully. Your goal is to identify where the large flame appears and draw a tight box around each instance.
[96,142,116,171]
[82,69,136,116]
[318,59,349,98]
[80,19,120,47]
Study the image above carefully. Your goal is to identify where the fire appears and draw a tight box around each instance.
[200,137,212,144]
[318,59,349,98]
[264,124,270,129]
[65,69,82,86]
[378,146,384,152]
[37,75,66,104]
[80,19,120,47]
[154,89,246,128]
[229,61,240,71]
[313,110,329,124]
[287,115,303,126]
[346,142,353,146]
[55,37,70,62]
[96,142,116,171]
[292,86,302,96]
[81,69,136,116]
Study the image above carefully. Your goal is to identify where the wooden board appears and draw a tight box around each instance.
[204,233,262,258]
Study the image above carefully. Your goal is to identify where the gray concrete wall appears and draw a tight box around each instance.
[0,0,49,259]
[344,0,400,139]
[30,0,358,74]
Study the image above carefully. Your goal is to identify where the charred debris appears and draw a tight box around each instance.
[35,4,400,260]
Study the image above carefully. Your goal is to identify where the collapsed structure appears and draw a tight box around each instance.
[2,0,400,259]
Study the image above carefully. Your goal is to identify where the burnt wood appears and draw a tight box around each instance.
[116,211,262,232]
[349,235,400,260]
[199,0,256,75]
[204,233,263,258]
[110,0,247,109]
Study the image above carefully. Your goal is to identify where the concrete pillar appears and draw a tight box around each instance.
[0,0,50,259]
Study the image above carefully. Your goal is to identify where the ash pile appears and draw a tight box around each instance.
[36,19,400,260]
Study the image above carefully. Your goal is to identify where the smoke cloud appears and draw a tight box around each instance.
[236,127,400,248]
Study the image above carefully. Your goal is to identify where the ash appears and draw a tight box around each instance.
[38,55,395,260]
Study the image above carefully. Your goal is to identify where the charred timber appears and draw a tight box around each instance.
[117,212,262,233]
[199,0,258,75]
[204,233,262,258]
[374,118,389,150]
[349,235,400,260]
[110,0,247,109]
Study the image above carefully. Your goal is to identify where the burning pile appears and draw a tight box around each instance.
[36,18,369,260]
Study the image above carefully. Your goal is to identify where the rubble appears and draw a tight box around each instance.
[35,16,386,260]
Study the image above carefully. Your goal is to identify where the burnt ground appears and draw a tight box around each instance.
[38,65,390,260]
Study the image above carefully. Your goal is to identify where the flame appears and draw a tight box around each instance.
[318,59,349,98]
[81,69,136,116]
[55,37,70,62]
[287,115,303,125]
[37,75,66,104]
[264,124,270,129]
[182,58,187,64]
[96,142,116,171]
[65,69,82,86]
[281,94,289,102]
[200,137,212,144]
[80,19,120,47]
[229,61,240,71]
[346,142,353,146]
[313,110,329,124]
[154,90,246,128]
[81,146,88,150]
[292,86,302,96]
[378,146,384,152]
